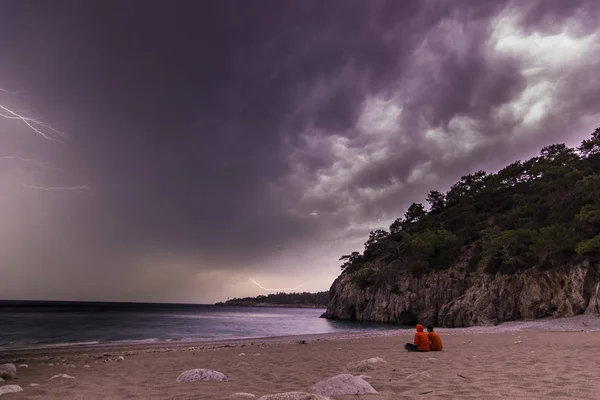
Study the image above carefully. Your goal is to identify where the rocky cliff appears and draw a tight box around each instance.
[321,250,600,327]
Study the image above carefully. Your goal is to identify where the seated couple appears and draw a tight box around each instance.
[404,324,443,352]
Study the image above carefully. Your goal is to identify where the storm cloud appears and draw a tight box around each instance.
[0,0,599,302]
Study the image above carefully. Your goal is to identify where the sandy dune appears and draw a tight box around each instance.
[1,316,599,399]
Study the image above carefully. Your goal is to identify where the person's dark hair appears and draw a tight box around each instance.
[426,325,434,332]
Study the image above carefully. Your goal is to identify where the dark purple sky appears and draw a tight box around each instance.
[1,0,599,303]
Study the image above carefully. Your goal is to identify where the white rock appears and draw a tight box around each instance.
[310,374,378,396]
[0,363,17,379]
[84,365,90,368]
[0,385,23,396]
[238,353,247,357]
[48,374,76,381]
[258,392,333,400]
[30,383,39,387]
[66,363,76,368]
[345,357,386,373]
[49,363,54,366]
[117,356,125,362]
[358,375,372,379]
[18,364,28,368]
[230,393,256,399]
[514,341,522,344]
[175,369,227,382]
[253,353,261,356]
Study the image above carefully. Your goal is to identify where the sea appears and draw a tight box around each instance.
[0,301,399,350]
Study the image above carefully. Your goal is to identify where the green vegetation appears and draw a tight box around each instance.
[340,128,600,282]
[215,291,329,308]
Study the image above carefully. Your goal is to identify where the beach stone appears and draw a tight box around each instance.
[117,356,125,362]
[48,374,76,381]
[0,378,3,382]
[84,365,90,368]
[66,363,76,368]
[257,392,333,400]
[366,357,386,364]
[0,363,17,379]
[239,353,247,357]
[230,393,256,399]
[310,374,378,396]
[345,357,386,373]
[18,364,28,368]
[176,368,227,382]
[0,385,23,396]
[30,383,39,387]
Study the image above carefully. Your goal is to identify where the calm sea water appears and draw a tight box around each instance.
[0,301,398,350]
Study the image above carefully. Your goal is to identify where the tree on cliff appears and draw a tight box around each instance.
[339,128,600,283]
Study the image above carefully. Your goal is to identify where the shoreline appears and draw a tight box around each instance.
[1,315,599,399]
[2,314,598,361]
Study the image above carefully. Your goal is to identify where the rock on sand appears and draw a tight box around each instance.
[48,374,76,381]
[0,385,23,396]
[0,363,17,379]
[257,392,333,400]
[310,374,378,396]
[176,369,228,382]
[345,357,386,373]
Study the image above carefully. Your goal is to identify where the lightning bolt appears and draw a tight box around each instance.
[0,156,64,172]
[1,86,87,190]
[0,103,66,142]
[21,184,89,191]
[249,278,303,292]
[0,88,24,95]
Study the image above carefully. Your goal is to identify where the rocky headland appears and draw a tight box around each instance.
[322,130,600,327]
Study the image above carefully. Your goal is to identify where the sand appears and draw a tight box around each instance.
[1,315,600,399]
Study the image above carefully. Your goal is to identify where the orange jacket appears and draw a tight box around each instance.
[414,324,430,351]
[428,331,443,351]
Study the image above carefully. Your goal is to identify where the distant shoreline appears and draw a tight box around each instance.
[213,291,329,308]
[214,303,327,308]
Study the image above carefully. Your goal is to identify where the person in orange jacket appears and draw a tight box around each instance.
[427,325,443,351]
[404,324,430,352]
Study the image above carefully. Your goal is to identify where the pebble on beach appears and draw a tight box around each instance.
[0,363,17,380]
[310,374,378,396]
[48,374,76,381]
[0,385,23,396]
[175,369,228,382]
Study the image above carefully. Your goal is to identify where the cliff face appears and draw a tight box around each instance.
[322,253,600,327]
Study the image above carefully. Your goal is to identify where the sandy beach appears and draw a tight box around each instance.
[1,315,600,400]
